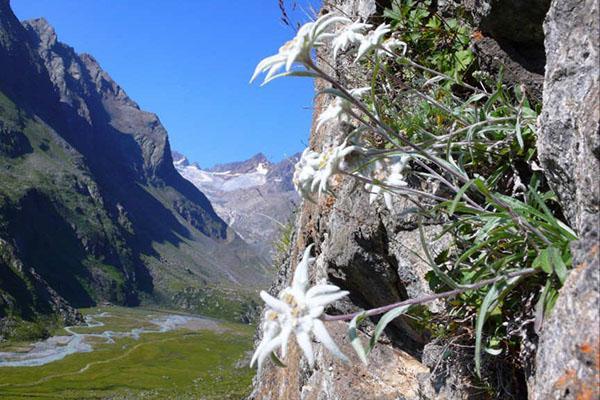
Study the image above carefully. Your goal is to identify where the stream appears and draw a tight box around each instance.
[0,312,211,368]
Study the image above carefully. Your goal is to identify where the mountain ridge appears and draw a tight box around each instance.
[0,2,268,336]
[173,150,299,259]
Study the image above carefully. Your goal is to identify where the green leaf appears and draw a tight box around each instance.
[532,248,552,274]
[473,178,492,199]
[419,223,460,289]
[533,247,569,284]
[515,118,524,149]
[535,280,561,333]
[474,216,502,242]
[475,276,521,376]
[369,305,411,353]
[485,347,502,356]
[464,93,487,105]
[448,179,475,216]
[348,312,369,365]
[548,247,568,284]
[483,88,503,114]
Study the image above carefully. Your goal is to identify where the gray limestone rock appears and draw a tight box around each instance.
[530,241,599,399]
[531,0,600,398]
[460,0,551,101]
[536,0,600,242]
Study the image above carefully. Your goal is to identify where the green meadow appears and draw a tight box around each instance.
[0,307,255,400]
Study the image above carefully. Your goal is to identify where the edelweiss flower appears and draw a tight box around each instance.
[355,23,391,62]
[364,156,410,210]
[250,245,349,369]
[316,87,371,131]
[331,20,372,60]
[293,142,365,199]
[293,148,322,199]
[250,13,350,85]
[316,98,347,131]
[377,37,408,58]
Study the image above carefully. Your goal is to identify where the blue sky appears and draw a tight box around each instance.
[12,0,319,167]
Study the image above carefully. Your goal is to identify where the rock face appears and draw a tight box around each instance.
[250,0,599,399]
[174,151,299,259]
[250,1,474,398]
[461,0,551,101]
[0,0,268,330]
[536,0,600,243]
[532,0,600,398]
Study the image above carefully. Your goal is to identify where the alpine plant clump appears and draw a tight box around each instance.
[249,5,575,382]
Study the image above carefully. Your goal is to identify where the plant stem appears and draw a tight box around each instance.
[308,59,552,245]
[344,171,449,203]
[321,268,537,322]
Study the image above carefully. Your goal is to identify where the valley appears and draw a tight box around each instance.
[0,0,271,337]
[0,306,254,399]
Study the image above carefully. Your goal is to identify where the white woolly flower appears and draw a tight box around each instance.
[331,20,372,60]
[364,156,410,210]
[377,37,407,58]
[316,87,371,131]
[355,23,391,62]
[250,245,349,369]
[250,13,351,85]
[293,142,365,199]
[316,98,347,132]
[293,148,322,199]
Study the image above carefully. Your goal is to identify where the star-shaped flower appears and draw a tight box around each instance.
[250,13,350,85]
[331,20,372,60]
[293,148,322,199]
[250,245,349,369]
[316,87,371,131]
[355,23,391,62]
[377,37,408,58]
[293,141,365,199]
[364,156,410,210]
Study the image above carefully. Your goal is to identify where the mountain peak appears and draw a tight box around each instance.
[22,18,57,48]
[172,150,190,167]
[209,152,270,174]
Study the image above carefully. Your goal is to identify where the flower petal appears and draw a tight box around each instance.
[355,40,373,62]
[314,15,351,38]
[260,291,289,314]
[312,319,349,363]
[295,331,315,366]
[255,334,283,369]
[250,325,278,367]
[308,305,325,319]
[292,244,314,291]
[384,192,393,210]
[250,54,283,83]
[307,290,349,308]
[264,61,286,83]
[305,284,343,299]
[279,323,293,358]
[285,46,303,71]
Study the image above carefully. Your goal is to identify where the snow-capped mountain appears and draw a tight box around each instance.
[173,151,299,259]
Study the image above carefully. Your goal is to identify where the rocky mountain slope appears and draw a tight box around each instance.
[173,151,299,259]
[0,0,268,335]
[250,0,598,399]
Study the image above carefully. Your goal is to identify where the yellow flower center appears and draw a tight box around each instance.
[266,310,278,321]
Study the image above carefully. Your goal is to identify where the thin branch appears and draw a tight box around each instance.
[322,268,537,322]
[343,171,449,203]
